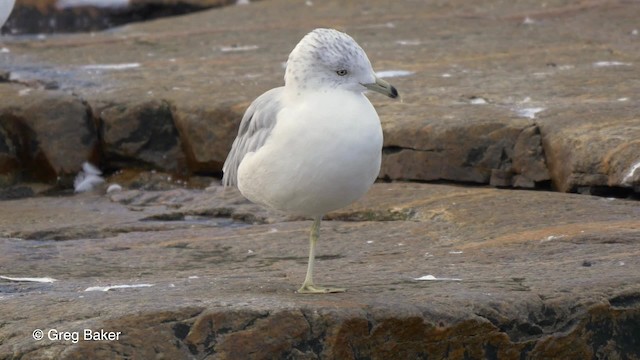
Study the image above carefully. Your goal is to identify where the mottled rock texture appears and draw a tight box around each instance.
[0,183,639,359]
[0,0,638,196]
[1,1,640,358]
[2,0,239,34]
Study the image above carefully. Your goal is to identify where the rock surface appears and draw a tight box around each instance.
[0,183,639,359]
[1,1,640,358]
[0,0,639,195]
[2,0,239,34]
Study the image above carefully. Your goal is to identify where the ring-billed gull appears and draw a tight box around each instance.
[223,28,398,294]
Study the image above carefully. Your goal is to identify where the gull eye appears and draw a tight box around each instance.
[336,69,348,76]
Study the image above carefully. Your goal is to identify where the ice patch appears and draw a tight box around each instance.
[82,63,140,70]
[470,97,487,105]
[593,61,632,67]
[622,160,640,184]
[74,162,104,193]
[396,40,421,46]
[516,107,545,119]
[57,0,129,9]
[220,45,259,52]
[541,235,566,242]
[0,276,57,283]
[84,284,154,292]
[106,184,122,193]
[414,275,462,281]
[376,70,414,78]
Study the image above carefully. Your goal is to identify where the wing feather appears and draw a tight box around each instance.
[222,87,284,187]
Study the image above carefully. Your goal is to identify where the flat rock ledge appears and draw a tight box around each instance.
[0,0,639,196]
[0,183,639,359]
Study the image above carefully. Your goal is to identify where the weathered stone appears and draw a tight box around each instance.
[0,83,97,186]
[99,99,187,173]
[538,103,640,193]
[3,0,240,34]
[0,183,639,359]
[2,0,638,194]
[171,102,245,175]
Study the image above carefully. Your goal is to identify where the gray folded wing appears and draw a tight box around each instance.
[222,87,284,187]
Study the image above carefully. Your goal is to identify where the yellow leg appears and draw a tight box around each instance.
[297,216,346,294]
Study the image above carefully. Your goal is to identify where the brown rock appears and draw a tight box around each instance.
[1,182,639,358]
[539,104,640,193]
[99,99,187,173]
[0,83,97,185]
[3,0,638,195]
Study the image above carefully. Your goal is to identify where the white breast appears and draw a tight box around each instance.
[237,90,383,217]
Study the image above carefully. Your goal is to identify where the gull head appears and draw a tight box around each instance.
[284,28,398,99]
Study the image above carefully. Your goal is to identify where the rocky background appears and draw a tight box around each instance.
[1,0,639,359]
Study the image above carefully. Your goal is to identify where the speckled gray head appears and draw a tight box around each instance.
[284,28,398,98]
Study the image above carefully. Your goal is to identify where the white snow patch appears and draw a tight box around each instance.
[414,275,462,281]
[516,107,545,119]
[396,40,421,46]
[188,276,199,279]
[541,235,566,242]
[82,63,141,70]
[522,16,536,25]
[376,70,414,78]
[74,162,104,193]
[557,65,574,71]
[220,45,259,52]
[0,47,9,53]
[618,97,629,102]
[622,160,640,184]
[106,184,122,193]
[18,88,31,96]
[366,240,374,244]
[441,73,452,78]
[84,284,154,292]
[449,250,463,254]
[470,97,487,105]
[236,0,250,5]
[361,22,395,29]
[57,0,129,9]
[593,61,632,67]
[632,29,639,36]
[0,276,57,283]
